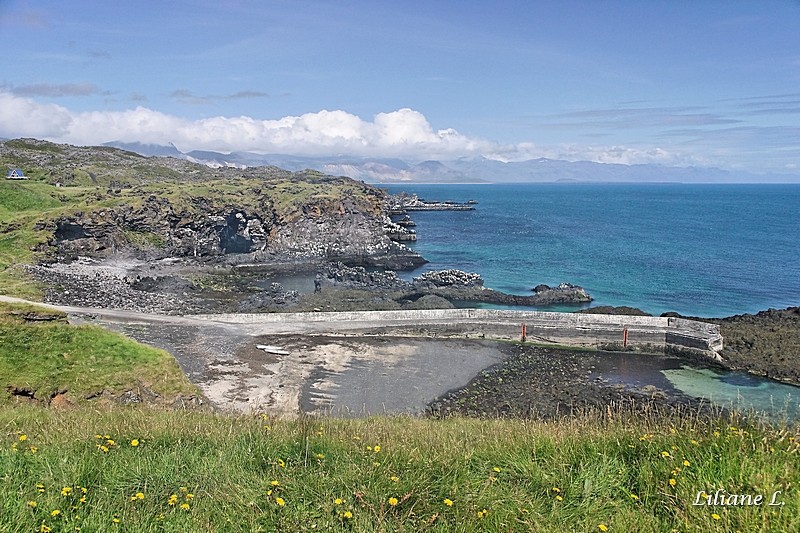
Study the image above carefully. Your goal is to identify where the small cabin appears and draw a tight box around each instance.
[6,169,28,180]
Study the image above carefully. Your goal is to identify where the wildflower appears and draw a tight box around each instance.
[19,434,28,442]
[390,476,400,482]
[683,459,690,467]
[598,525,609,532]
[270,480,280,487]
[167,494,178,506]
[373,445,381,453]
[130,492,144,501]
[37,483,45,493]
[388,497,399,506]
[712,513,721,520]
[661,451,671,458]
[112,517,120,523]
[552,487,561,493]
[275,497,286,507]
[98,445,109,453]
[61,487,72,497]
[79,497,86,504]
[180,503,190,511]
[556,495,564,501]
[334,498,344,505]
[493,466,501,473]
[39,525,51,533]
[27,500,37,508]
[277,459,285,468]
[29,446,38,454]
[342,510,353,519]
[130,439,139,447]
[669,478,677,487]
[50,509,61,517]
[443,498,453,506]
[477,509,488,518]
[630,493,639,500]
[691,439,699,445]
[315,453,325,459]
[185,493,194,500]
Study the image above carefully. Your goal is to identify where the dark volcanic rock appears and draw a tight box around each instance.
[314,263,592,308]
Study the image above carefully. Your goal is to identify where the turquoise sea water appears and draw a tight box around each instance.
[385,183,800,318]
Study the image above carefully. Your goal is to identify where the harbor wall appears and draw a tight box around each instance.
[196,308,724,361]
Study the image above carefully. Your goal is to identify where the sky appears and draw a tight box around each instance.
[1,0,799,175]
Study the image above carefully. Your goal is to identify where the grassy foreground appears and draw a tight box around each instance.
[1,406,798,533]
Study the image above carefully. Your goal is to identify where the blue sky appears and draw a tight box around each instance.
[1,0,799,175]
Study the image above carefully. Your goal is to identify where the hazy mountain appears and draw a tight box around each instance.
[100,141,798,184]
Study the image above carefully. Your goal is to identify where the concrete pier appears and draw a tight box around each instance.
[194,308,724,362]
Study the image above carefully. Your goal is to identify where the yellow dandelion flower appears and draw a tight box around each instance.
[552,487,561,493]
[112,517,120,523]
[343,510,353,519]
[270,480,280,487]
[37,483,45,493]
[19,434,28,442]
[180,503,190,511]
[275,497,286,507]
[390,476,400,482]
[39,525,51,533]
[691,439,699,445]
[185,493,194,500]
[598,524,609,532]
[167,494,178,506]
[661,451,670,458]
[266,489,272,496]
[61,487,72,497]
[79,497,86,504]
[277,459,285,468]
[334,498,344,505]
[477,509,488,518]
[315,453,325,459]
[712,513,721,520]
[373,445,381,453]
[99,445,109,453]
[130,439,139,447]
[493,466,501,473]
[555,495,563,501]
[443,498,453,506]
[388,497,399,506]
[669,478,677,487]
[630,493,639,500]
[683,460,690,467]
[51,509,61,517]
[27,500,37,508]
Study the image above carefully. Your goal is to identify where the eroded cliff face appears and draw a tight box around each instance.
[37,178,424,269]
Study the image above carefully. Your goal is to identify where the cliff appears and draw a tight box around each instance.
[1,139,424,275]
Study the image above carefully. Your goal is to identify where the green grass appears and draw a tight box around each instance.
[0,303,198,405]
[1,407,797,532]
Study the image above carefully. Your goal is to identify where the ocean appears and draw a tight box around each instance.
[384,183,800,318]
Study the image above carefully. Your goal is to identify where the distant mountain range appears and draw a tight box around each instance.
[103,141,798,184]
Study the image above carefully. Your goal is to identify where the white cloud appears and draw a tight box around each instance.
[0,91,692,166]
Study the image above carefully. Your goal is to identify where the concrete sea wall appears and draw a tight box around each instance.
[196,309,724,362]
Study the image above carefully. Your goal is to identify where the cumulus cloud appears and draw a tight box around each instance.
[0,90,692,166]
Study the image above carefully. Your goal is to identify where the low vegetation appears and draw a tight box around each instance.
[2,405,798,532]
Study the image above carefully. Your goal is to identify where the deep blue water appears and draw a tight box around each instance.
[384,183,800,317]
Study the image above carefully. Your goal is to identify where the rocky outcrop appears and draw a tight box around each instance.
[314,263,592,308]
[36,180,425,270]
